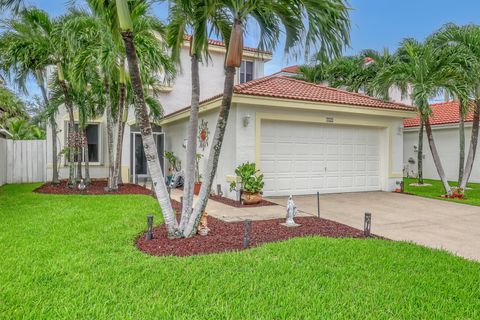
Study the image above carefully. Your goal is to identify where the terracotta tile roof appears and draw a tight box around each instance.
[164,76,414,119]
[279,65,300,73]
[233,76,414,111]
[403,101,475,127]
[183,35,272,55]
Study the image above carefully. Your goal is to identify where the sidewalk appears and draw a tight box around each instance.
[170,189,313,222]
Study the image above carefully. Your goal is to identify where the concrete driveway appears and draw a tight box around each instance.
[267,192,480,262]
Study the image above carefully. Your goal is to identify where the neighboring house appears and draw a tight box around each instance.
[403,101,480,183]
[162,75,415,199]
[46,39,272,183]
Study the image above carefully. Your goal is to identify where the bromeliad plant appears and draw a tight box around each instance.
[230,162,265,194]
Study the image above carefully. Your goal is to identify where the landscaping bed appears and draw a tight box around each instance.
[209,193,277,207]
[137,200,373,257]
[34,180,152,195]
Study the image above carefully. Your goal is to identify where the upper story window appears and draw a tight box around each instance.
[239,60,254,83]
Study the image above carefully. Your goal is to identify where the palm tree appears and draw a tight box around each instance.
[166,0,230,232]
[114,0,178,237]
[0,8,61,183]
[431,23,480,191]
[183,0,351,237]
[375,39,473,196]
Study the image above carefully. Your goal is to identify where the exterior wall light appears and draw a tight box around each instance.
[243,114,251,127]
[397,124,404,135]
[182,138,188,149]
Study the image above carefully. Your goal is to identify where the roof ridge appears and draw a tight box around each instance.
[272,76,413,109]
[234,74,279,91]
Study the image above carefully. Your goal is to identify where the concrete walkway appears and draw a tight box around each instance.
[170,189,311,222]
[267,192,480,262]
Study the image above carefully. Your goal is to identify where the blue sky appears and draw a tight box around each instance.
[4,0,480,99]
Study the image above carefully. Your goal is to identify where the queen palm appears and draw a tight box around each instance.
[375,39,473,196]
[0,8,62,184]
[431,23,480,191]
[183,0,351,237]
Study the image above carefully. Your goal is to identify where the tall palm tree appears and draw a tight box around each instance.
[0,8,62,184]
[114,0,178,237]
[166,0,230,232]
[431,23,480,191]
[183,0,351,237]
[375,39,473,196]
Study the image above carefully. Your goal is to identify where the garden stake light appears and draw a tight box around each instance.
[243,219,252,248]
[146,214,154,240]
[364,213,371,237]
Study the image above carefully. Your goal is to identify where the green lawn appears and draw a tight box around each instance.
[0,184,479,319]
[404,177,480,206]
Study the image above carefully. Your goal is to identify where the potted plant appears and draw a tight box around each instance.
[194,153,203,195]
[229,162,265,205]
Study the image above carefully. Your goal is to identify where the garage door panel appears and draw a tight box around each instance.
[261,120,381,196]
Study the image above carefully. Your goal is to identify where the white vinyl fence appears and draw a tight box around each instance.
[0,138,47,186]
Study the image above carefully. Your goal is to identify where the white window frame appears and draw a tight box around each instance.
[238,60,254,84]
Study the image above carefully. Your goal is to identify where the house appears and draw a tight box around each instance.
[161,75,415,199]
[403,101,480,182]
[46,39,272,183]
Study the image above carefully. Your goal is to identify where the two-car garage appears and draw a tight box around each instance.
[260,120,383,196]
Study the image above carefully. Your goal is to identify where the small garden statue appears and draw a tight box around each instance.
[282,195,300,227]
[77,179,86,193]
[197,212,210,236]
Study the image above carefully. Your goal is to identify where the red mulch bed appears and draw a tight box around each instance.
[137,200,375,257]
[209,194,277,208]
[34,180,153,195]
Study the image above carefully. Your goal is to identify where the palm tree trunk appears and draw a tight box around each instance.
[37,70,59,184]
[179,54,201,231]
[425,119,452,195]
[112,79,126,189]
[460,100,480,190]
[417,119,424,185]
[458,112,465,186]
[83,128,90,184]
[120,28,178,237]
[57,64,75,188]
[76,144,83,182]
[105,78,115,191]
[183,66,236,237]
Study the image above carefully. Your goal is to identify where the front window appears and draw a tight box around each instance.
[66,123,100,163]
[239,60,254,83]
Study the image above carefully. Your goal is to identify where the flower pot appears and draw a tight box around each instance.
[194,182,202,195]
[241,191,262,205]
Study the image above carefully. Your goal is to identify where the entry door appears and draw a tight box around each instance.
[260,120,382,196]
[131,133,165,183]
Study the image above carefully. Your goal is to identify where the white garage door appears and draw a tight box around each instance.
[260,120,382,196]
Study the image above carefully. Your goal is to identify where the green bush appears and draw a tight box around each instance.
[230,162,264,193]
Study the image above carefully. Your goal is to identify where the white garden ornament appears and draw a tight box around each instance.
[282,195,301,227]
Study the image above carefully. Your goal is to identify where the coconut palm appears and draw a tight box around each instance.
[0,87,27,127]
[0,8,62,183]
[431,23,480,191]
[183,0,351,237]
[374,39,474,196]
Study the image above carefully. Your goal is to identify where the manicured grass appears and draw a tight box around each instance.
[404,177,480,206]
[0,184,479,319]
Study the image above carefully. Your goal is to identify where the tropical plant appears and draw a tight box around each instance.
[114,0,178,237]
[164,151,180,172]
[229,162,264,194]
[166,0,230,234]
[0,9,61,183]
[431,23,480,192]
[183,0,351,237]
[0,87,27,127]
[5,117,45,140]
[195,153,203,183]
[374,39,475,196]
